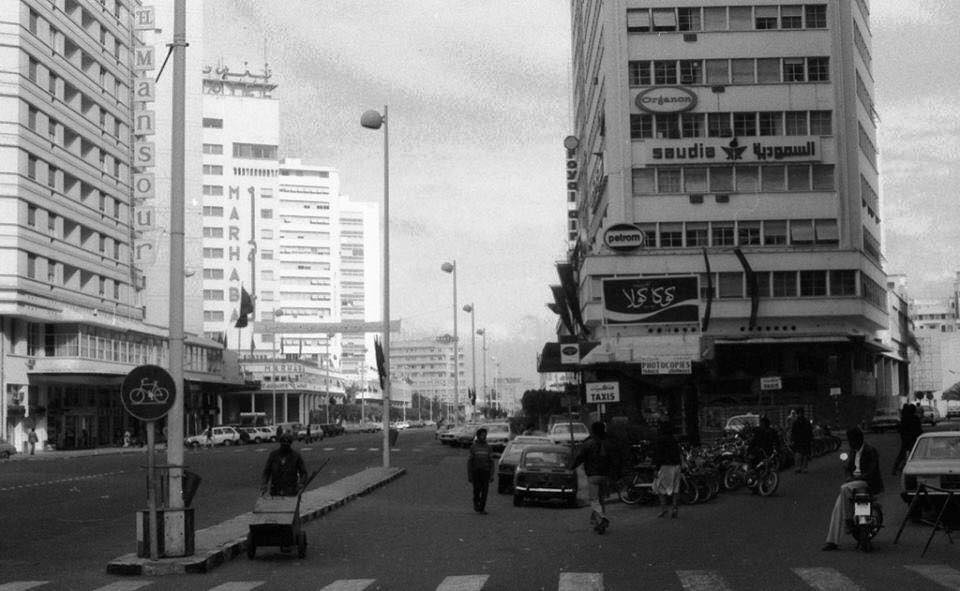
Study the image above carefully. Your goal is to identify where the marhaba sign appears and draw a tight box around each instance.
[602,276,700,324]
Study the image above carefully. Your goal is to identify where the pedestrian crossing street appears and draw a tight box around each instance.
[3,564,960,591]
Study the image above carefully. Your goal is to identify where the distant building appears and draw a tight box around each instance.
[907,273,960,414]
[390,336,465,414]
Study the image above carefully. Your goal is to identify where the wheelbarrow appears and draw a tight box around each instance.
[246,461,326,559]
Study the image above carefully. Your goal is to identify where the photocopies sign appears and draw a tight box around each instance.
[586,382,620,404]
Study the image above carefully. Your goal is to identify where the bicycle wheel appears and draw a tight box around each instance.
[707,474,721,499]
[757,469,779,496]
[694,476,710,503]
[617,475,644,505]
[723,464,743,491]
[677,475,699,505]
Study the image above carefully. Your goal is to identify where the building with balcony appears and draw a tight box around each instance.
[546,1,891,440]
[390,336,465,417]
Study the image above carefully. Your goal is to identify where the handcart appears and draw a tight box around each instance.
[246,461,326,559]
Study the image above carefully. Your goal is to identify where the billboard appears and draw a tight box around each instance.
[602,276,700,325]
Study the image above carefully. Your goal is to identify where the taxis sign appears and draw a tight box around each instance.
[585,382,620,404]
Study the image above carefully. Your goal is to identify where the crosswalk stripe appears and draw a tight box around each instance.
[906,565,960,590]
[0,583,49,591]
[677,570,732,591]
[323,447,335,451]
[793,568,864,591]
[317,580,376,591]
[436,575,489,591]
[345,447,358,451]
[206,583,264,591]
[559,572,603,591]
[90,583,153,591]
[369,448,380,452]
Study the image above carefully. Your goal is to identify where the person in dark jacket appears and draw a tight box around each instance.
[747,416,780,468]
[571,421,613,532]
[822,427,883,550]
[651,421,683,518]
[892,404,922,475]
[791,408,814,473]
[260,433,308,496]
[467,427,494,513]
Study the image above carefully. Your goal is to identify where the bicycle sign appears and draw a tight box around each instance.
[121,365,176,421]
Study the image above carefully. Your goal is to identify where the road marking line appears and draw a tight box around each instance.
[345,447,358,451]
[559,572,603,591]
[0,583,49,591]
[677,570,732,591]
[317,580,376,591]
[90,582,154,591]
[906,565,960,590]
[205,583,265,591]
[436,575,489,591]
[301,447,312,451]
[793,567,864,591]
[323,447,335,451]
[369,448,380,452]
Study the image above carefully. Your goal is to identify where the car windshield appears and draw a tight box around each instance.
[501,445,526,462]
[551,423,586,434]
[523,450,569,467]
[727,416,759,429]
[912,436,960,460]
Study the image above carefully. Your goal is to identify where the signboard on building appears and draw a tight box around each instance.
[760,376,783,391]
[602,276,699,325]
[585,382,620,404]
[560,343,580,365]
[641,358,692,375]
[635,87,697,113]
[643,137,821,164]
[603,224,645,251]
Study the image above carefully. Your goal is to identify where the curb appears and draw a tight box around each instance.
[106,466,406,575]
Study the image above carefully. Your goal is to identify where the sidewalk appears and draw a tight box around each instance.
[4,444,166,461]
[106,465,406,576]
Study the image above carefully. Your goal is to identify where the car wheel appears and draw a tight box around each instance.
[246,532,256,559]
[189,441,200,448]
[0,450,10,459]
[513,493,524,507]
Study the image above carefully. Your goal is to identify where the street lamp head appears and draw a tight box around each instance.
[360,109,384,130]
[441,261,455,274]
[476,328,484,336]
[463,304,473,313]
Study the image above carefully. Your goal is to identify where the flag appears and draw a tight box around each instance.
[235,287,254,328]
[374,337,386,390]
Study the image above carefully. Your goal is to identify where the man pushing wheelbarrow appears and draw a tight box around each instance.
[260,432,308,497]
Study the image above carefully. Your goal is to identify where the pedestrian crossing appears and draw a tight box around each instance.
[3,564,960,591]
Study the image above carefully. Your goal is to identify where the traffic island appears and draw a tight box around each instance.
[106,466,406,575]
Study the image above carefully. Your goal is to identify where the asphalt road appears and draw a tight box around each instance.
[2,425,960,590]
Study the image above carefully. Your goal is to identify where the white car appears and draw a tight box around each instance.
[901,431,960,516]
[548,422,589,445]
[186,426,242,447]
[480,422,513,452]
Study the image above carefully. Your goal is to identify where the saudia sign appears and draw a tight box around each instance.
[604,224,645,251]
[646,137,821,163]
[635,87,697,113]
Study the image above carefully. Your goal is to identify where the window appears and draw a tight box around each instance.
[712,222,735,246]
[628,61,651,86]
[733,112,757,136]
[800,270,827,296]
[655,114,680,139]
[202,164,223,175]
[27,155,37,180]
[677,7,701,31]
[202,206,224,216]
[47,164,57,188]
[756,272,771,297]
[29,9,39,35]
[202,247,224,258]
[28,106,39,131]
[772,271,797,296]
[233,143,278,160]
[787,165,810,190]
[260,208,273,219]
[705,59,729,84]
[658,169,681,193]
[807,57,830,81]
[758,112,782,136]
[731,59,754,84]
[764,220,787,245]
[261,228,273,240]
[681,113,705,138]
[830,270,856,296]
[812,165,835,190]
[708,113,732,137]
[203,268,224,280]
[660,223,683,247]
[48,73,57,95]
[28,58,39,83]
[202,118,223,128]
[679,60,703,84]
[47,260,58,283]
[738,221,761,245]
[202,227,224,238]
[710,167,733,192]
[632,168,655,194]
[781,5,803,28]
[686,222,709,246]
[203,289,225,301]
[27,205,37,227]
[652,8,677,31]
[627,9,651,32]
[757,58,780,83]
[790,220,814,244]
[755,6,779,29]
[202,185,223,196]
[761,165,785,191]
[806,5,827,28]
[785,112,808,135]
[729,6,753,30]
[98,234,106,253]
[810,111,832,135]
[718,272,744,298]
[815,219,840,245]
[704,7,727,30]
[630,114,653,139]
[204,311,225,322]
[684,167,708,192]
[736,166,759,192]
[27,253,37,278]
[784,58,806,82]
[202,143,223,155]
[261,249,274,260]
[654,61,678,85]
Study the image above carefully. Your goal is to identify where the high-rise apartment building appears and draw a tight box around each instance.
[550,1,892,438]
[390,336,465,412]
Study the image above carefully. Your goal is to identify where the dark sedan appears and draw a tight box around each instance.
[512,444,578,508]
[496,435,553,494]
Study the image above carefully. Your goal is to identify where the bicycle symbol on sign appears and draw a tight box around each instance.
[129,377,170,405]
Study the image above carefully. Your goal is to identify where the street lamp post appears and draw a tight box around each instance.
[441,261,459,424]
[463,304,476,417]
[361,107,391,468]
[477,328,487,413]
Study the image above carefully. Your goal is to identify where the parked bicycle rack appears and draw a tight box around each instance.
[893,483,956,557]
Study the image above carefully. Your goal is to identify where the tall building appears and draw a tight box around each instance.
[0,0,235,451]
[548,1,890,439]
[390,336,465,415]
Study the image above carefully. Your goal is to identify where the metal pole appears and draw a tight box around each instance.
[272,330,277,424]
[381,105,391,468]
[325,334,330,423]
[166,0,186,516]
[146,421,158,560]
[480,330,487,413]
[469,307,476,416]
[452,262,458,424]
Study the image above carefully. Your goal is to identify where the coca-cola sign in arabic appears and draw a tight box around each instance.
[602,276,700,324]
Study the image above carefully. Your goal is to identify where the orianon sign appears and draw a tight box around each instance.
[635,86,697,113]
[602,276,700,325]
[604,224,645,251]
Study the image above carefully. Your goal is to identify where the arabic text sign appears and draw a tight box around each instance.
[585,382,621,404]
[643,137,821,164]
[602,276,699,324]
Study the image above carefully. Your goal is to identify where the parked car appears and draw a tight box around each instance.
[360,421,383,433]
[0,440,17,459]
[548,422,589,445]
[253,426,278,443]
[185,426,242,447]
[480,422,513,452]
[947,407,960,420]
[436,424,457,444]
[297,424,325,442]
[391,421,410,430]
[900,431,960,517]
[918,405,941,427]
[275,422,303,437]
[724,414,760,434]
[321,423,345,437]
[496,435,552,494]
[456,423,486,448]
[869,408,901,433]
[512,444,578,507]
[237,426,258,444]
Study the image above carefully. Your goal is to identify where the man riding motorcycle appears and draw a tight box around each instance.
[821,427,883,551]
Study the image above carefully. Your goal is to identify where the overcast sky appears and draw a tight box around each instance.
[203,1,957,383]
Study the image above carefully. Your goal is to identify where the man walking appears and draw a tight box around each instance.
[791,408,813,473]
[27,428,38,455]
[467,427,494,513]
[571,421,613,533]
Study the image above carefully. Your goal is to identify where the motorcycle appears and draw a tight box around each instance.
[723,449,780,496]
[839,452,884,552]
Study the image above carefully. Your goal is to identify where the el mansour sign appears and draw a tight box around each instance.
[635,87,697,113]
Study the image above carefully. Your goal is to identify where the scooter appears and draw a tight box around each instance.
[840,452,884,552]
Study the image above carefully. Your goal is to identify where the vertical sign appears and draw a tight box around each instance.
[133,5,158,268]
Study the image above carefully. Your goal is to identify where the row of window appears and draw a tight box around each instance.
[25,151,128,219]
[629,57,829,87]
[26,253,123,300]
[27,204,124,259]
[632,164,835,195]
[626,5,827,33]
[697,269,858,299]
[623,218,838,249]
[630,110,831,140]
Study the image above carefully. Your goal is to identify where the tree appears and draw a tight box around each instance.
[520,389,565,430]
